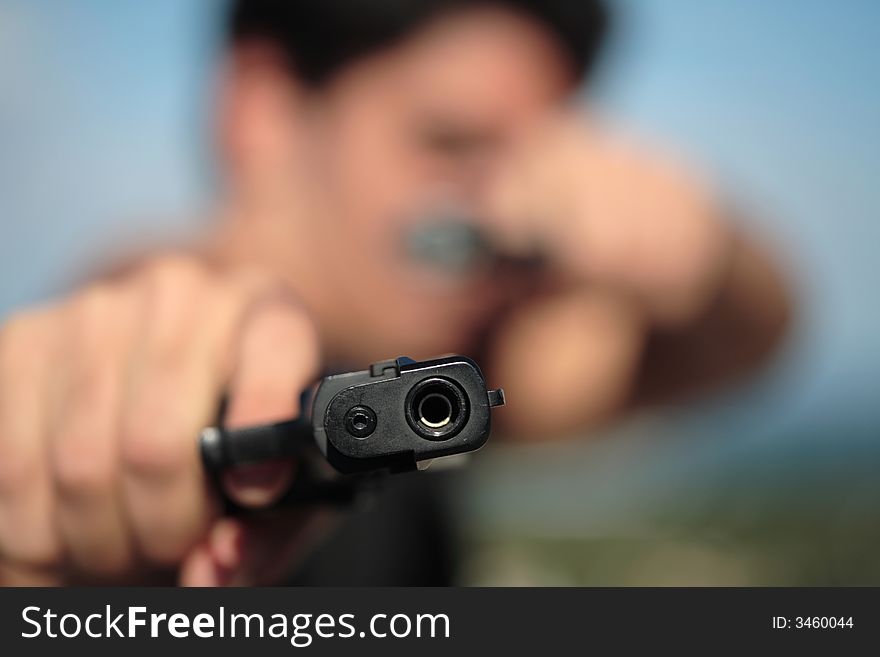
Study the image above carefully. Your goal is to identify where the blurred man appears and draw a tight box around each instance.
[0,0,789,585]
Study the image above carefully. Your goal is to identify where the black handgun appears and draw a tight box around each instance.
[199,355,504,504]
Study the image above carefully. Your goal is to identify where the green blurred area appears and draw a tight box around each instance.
[452,423,880,586]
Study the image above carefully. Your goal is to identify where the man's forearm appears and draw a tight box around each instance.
[488,229,791,439]
[631,231,792,407]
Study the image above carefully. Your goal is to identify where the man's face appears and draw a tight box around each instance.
[237,8,574,360]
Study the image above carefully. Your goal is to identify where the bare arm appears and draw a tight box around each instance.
[488,230,790,438]
[632,231,790,407]
[481,117,792,438]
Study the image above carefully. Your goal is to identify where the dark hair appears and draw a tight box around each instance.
[229,0,608,86]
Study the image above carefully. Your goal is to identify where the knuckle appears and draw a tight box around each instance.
[51,431,115,497]
[142,257,216,334]
[71,284,114,323]
[69,360,116,415]
[144,255,209,297]
[120,410,193,478]
[0,310,36,343]
[0,451,38,497]
[66,285,118,341]
[0,319,19,362]
[0,309,46,370]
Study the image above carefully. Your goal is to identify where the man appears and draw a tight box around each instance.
[0,0,789,585]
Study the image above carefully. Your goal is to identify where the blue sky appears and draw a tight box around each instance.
[1,0,877,440]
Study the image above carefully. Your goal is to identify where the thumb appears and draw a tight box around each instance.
[221,297,320,508]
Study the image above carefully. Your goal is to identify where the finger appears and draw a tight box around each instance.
[120,263,234,565]
[178,543,222,587]
[221,297,320,508]
[208,518,245,569]
[489,287,645,437]
[178,519,243,587]
[227,510,329,586]
[0,310,62,569]
[48,286,136,576]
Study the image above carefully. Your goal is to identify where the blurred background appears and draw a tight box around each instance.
[1,0,878,584]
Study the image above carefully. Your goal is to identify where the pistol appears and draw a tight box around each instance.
[200,355,504,504]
